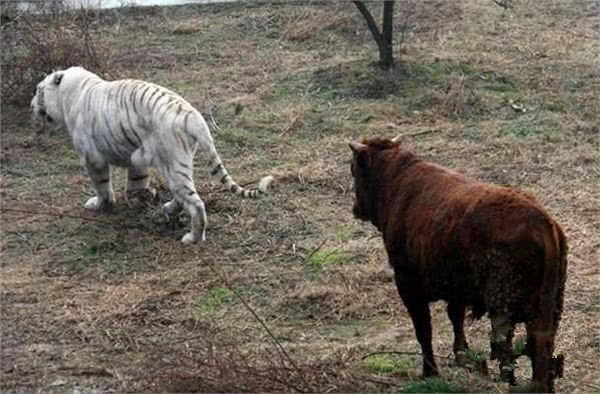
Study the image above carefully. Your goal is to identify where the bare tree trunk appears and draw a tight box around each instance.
[381,1,394,68]
[353,0,395,69]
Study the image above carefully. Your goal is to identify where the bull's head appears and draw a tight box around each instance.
[348,135,403,223]
[348,140,371,222]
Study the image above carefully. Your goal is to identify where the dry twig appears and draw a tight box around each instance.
[204,261,309,389]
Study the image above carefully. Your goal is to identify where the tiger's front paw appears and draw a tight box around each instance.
[84,196,113,211]
[181,231,205,244]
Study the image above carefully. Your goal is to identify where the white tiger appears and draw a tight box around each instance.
[30,66,273,244]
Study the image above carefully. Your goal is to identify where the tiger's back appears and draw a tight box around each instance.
[70,74,207,169]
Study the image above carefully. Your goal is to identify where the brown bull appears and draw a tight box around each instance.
[349,137,567,392]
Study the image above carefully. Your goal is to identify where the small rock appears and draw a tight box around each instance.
[50,378,67,387]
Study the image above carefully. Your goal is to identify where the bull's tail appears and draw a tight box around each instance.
[205,144,273,198]
[531,221,566,392]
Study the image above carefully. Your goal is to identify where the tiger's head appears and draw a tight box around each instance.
[30,70,67,132]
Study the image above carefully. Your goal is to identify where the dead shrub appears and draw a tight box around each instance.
[438,73,484,119]
[1,0,113,106]
[279,5,349,42]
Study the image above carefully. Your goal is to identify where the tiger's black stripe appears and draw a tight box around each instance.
[139,85,151,105]
[174,132,190,156]
[150,92,166,112]
[183,112,197,142]
[80,77,93,93]
[102,102,131,156]
[123,97,142,145]
[211,163,223,176]
[130,87,138,114]
[178,160,190,169]
[159,100,179,123]
[146,87,160,108]
[175,170,192,182]
[128,174,149,181]
[120,123,139,148]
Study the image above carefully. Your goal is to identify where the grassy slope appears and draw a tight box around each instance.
[1,1,599,392]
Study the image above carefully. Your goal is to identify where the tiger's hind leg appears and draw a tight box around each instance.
[84,160,115,210]
[127,166,156,203]
[164,162,206,244]
[127,166,154,193]
[163,199,182,218]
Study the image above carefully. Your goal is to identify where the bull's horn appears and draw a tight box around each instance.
[349,141,367,153]
[391,135,402,143]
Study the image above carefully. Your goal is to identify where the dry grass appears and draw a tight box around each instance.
[1,1,599,393]
[0,0,117,106]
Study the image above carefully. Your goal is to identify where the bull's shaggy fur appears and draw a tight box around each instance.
[349,137,567,392]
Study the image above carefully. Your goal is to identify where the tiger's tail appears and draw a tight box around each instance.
[205,144,273,198]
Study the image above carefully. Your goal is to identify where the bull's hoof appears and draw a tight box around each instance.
[509,381,552,393]
[455,351,469,367]
[475,360,489,376]
[500,364,516,385]
[552,355,564,378]
[422,367,439,378]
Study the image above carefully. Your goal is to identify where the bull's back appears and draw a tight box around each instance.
[387,163,557,311]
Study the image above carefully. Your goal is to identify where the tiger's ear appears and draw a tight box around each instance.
[53,72,64,85]
[349,141,371,169]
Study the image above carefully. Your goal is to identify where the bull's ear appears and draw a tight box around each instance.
[349,141,366,154]
[349,141,370,169]
[53,72,64,85]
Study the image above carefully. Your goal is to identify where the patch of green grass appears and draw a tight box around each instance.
[501,114,559,138]
[346,110,372,123]
[309,248,345,268]
[513,337,526,356]
[334,227,352,241]
[272,83,300,100]
[482,75,516,95]
[364,355,413,375]
[197,287,234,313]
[415,61,475,83]
[465,349,487,363]
[461,125,484,141]
[402,377,465,393]
[215,126,278,152]
[81,240,100,258]
[73,239,133,272]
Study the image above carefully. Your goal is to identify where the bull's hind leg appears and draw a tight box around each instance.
[84,160,115,210]
[490,314,516,385]
[527,316,562,392]
[447,303,469,367]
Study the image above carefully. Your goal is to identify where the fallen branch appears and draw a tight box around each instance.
[302,238,327,265]
[205,262,308,388]
[1,207,113,224]
[361,350,453,360]
[393,128,441,139]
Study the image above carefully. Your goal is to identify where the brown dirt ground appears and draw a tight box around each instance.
[1,1,599,392]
